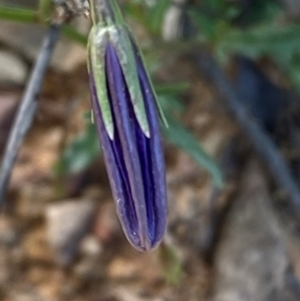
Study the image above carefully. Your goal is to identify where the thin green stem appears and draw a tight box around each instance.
[0,5,40,23]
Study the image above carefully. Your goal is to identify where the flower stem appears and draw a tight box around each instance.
[0,24,62,204]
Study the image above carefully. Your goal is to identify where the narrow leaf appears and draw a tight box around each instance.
[0,5,38,23]
[162,113,223,188]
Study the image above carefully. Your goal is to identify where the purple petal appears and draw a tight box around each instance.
[134,50,167,245]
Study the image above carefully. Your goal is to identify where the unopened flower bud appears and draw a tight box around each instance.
[88,0,168,251]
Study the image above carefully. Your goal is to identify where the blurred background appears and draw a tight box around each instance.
[0,0,300,300]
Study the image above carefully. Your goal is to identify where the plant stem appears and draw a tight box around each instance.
[0,24,62,205]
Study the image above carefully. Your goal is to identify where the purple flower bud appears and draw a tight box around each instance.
[88,35,167,251]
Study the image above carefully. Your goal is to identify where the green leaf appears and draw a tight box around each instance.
[158,95,185,114]
[124,2,149,31]
[55,122,100,176]
[162,113,223,188]
[148,0,172,34]
[0,5,39,23]
[189,10,216,41]
[154,82,190,95]
[158,242,183,285]
[157,90,222,186]
[217,24,300,62]
[216,23,300,92]
[237,0,282,24]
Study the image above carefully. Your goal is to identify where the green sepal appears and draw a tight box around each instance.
[88,26,114,140]
[111,26,151,137]
[88,0,152,137]
[127,29,168,128]
[109,0,124,25]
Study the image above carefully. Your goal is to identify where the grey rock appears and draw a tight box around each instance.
[214,160,293,301]
[46,199,96,265]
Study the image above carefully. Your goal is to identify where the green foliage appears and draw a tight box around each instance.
[188,0,300,92]
[162,113,223,188]
[124,0,171,35]
[217,24,300,60]
[0,5,39,23]
[158,241,183,285]
[155,82,190,97]
[158,89,223,187]
[216,23,300,91]
[55,119,100,176]
[189,10,220,42]
[148,0,172,34]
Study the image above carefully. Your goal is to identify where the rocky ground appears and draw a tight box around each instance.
[1,2,300,301]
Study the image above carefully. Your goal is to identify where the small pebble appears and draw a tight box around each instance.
[80,235,103,257]
[46,199,96,265]
[0,50,27,86]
